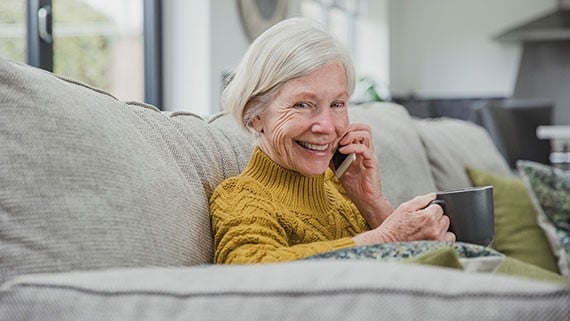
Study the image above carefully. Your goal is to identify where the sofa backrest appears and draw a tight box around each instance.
[0,56,509,284]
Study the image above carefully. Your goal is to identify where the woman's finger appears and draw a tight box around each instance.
[340,131,371,147]
[404,193,437,211]
[444,231,456,242]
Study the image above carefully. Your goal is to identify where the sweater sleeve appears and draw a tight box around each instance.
[209,178,356,264]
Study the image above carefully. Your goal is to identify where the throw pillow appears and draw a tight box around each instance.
[517,160,570,277]
[414,118,512,191]
[466,166,559,273]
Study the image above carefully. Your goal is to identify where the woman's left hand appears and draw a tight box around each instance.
[333,123,392,228]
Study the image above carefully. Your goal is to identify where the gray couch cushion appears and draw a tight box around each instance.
[1,261,568,320]
[414,117,512,191]
[0,58,213,284]
[205,112,255,176]
[348,103,437,206]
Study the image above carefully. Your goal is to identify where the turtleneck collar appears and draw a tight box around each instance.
[242,147,332,213]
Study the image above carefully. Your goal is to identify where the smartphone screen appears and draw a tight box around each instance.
[332,149,356,177]
[332,149,349,170]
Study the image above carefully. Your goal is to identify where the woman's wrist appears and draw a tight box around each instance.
[359,195,393,229]
[352,226,395,246]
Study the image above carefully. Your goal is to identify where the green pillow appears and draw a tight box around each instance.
[466,166,559,273]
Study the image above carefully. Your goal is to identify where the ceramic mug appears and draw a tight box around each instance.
[429,186,494,247]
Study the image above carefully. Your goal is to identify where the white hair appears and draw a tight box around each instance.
[222,17,355,133]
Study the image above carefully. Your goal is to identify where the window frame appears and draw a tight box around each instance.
[26,0,52,70]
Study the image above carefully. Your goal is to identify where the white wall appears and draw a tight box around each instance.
[162,0,210,114]
[209,0,250,114]
[388,0,557,98]
[163,0,301,115]
[354,0,390,98]
[162,0,386,114]
[163,0,557,114]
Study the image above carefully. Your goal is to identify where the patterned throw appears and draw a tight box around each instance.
[306,241,502,262]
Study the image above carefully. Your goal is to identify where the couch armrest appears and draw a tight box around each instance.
[1,261,567,320]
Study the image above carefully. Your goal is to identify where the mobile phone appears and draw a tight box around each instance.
[332,149,356,177]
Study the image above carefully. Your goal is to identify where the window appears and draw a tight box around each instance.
[0,0,26,63]
[50,0,145,102]
[301,0,364,55]
[0,0,162,107]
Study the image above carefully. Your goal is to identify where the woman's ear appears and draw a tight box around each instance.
[251,115,264,134]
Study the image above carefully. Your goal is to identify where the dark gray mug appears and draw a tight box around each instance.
[429,186,494,247]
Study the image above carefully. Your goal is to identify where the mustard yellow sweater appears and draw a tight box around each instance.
[210,147,370,264]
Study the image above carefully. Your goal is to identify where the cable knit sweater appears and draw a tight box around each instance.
[210,147,370,264]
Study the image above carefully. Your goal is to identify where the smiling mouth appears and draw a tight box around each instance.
[296,141,329,151]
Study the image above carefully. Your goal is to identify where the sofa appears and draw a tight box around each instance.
[0,56,568,320]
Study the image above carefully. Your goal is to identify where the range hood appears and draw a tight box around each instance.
[496,0,570,42]
[495,0,570,124]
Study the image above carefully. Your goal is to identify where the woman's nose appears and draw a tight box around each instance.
[311,108,335,133]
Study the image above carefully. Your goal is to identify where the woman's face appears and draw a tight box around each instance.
[252,62,350,177]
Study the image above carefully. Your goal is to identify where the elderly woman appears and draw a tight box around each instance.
[210,17,455,264]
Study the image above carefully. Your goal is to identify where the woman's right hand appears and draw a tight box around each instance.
[352,193,456,246]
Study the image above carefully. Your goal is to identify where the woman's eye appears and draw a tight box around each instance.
[293,102,311,109]
[331,101,346,109]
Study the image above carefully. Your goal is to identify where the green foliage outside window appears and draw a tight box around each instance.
[0,0,25,62]
[54,0,112,91]
[0,0,112,91]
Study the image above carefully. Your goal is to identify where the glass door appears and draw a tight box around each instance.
[52,0,144,102]
[0,0,26,63]
[9,0,161,107]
